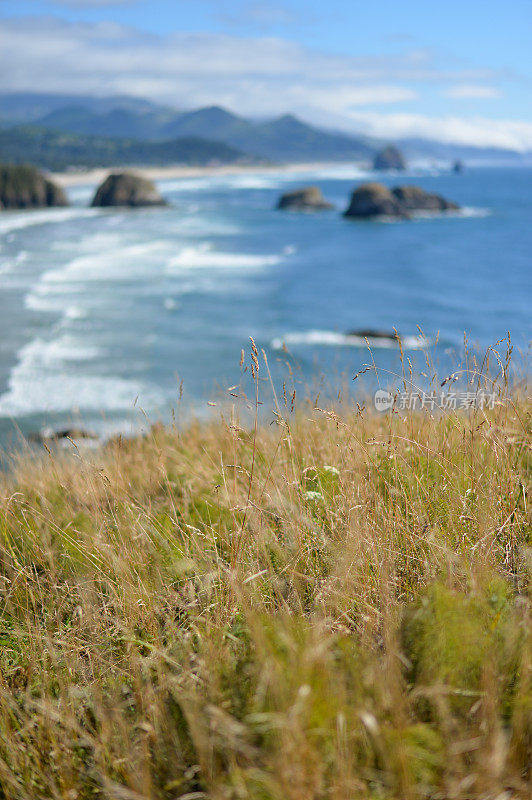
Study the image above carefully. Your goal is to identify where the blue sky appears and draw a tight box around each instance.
[1,0,531,148]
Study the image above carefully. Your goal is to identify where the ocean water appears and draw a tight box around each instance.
[0,164,530,449]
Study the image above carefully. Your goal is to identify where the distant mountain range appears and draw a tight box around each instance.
[0,92,173,124]
[0,91,528,169]
[4,99,375,163]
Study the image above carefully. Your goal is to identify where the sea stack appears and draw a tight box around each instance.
[343,183,407,219]
[373,146,407,171]
[91,172,167,208]
[0,164,68,210]
[277,186,334,211]
[344,182,460,219]
[392,185,459,212]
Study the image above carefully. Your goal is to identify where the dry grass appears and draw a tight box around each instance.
[0,345,530,800]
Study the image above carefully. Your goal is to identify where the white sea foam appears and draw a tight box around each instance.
[176,216,243,235]
[0,373,146,417]
[0,250,29,275]
[26,236,277,315]
[271,331,429,351]
[61,240,170,280]
[51,230,125,253]
[12,336,100,368]
[65,305,89,320]
[33,240,174,290]
[161,174,281,192]
[25,290,77,313]
[159,178,214,192]
[408,206,491,221]
[457,206,491,218]
[218,175,281,190]
[294,166,370,182]
[167,243,283,271]
[0,336,159,417]
[0,208,101,236]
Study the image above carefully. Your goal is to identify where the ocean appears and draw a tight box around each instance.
[0,164,530,449]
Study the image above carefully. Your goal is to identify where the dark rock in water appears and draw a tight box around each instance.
[277,186,334,211]
[344,183,408,219]
[91,172,167,208]
[347,329,400,341]
[392,185,460,212]
[29,427,98,444]
[373,146,407,171]
[344,182,459,219]
[452,159,464,173]
[0,164,68,210]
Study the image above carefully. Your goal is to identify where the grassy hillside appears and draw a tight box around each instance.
[0,351,530,799]
[0,126,249,171]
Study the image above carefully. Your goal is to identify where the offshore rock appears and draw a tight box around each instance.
[91,172,167,208]
[277,186,334,211]
[344,182,408,218]
[0,164,68,210]
[373,146,407,171]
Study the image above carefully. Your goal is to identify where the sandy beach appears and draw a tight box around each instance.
[50,161,348,188]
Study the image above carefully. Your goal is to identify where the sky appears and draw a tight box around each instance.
[1,0,532,149]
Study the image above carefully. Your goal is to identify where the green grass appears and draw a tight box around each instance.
[0,355,530,799]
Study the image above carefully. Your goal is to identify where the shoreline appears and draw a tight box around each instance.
[50,161,359,188]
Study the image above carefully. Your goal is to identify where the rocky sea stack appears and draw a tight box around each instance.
[91,172,167,208]
[343,183,407,219]
[0,164,68,210]
[392,185,459,212]
[277,186,333,211]
[373,146,407,171]
[344,182,460,219]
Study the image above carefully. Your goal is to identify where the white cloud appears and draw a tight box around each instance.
[444,84,502,99]
[0,17,433,104]
[0,16,529,149]
[338,111,532,151]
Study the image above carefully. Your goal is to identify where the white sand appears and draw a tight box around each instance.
[50,162,345,188]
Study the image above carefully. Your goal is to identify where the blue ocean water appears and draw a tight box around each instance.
[0,164,530,448]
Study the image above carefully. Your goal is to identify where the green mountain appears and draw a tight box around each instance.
[161,107,373,161]
[0,126,249,171]
[237,114,373,162]
[30,102,374,162]
[161,106,250,141]
[0,92,171,123]
[38,105,176,140]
